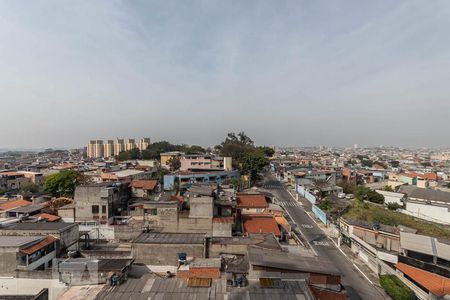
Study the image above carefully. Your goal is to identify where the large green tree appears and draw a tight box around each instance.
[216,132,270,181]
[240,150,269,180]
[44,170,84,197]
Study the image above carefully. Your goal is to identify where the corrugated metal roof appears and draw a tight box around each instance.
[134,232,205,244]
[400,232,450,261]
[0,235,42,248]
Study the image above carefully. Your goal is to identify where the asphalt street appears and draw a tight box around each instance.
[261,172,386,300]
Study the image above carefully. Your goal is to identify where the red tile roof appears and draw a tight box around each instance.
[396,262,450,297]
[0,199,32,211]
[37,213,61,222]
[243,216,281,236]
[20,235,58,255]
[130,180,158,190]
[0,171,23,177]
[237,194,268,209]
[407,172,438,181]
[310,286,347,300]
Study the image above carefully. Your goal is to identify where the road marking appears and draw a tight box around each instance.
[276,201,302,207]
[313,241,330,247]
[301,224,313,229]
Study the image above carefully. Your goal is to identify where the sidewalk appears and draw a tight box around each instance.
[286,186,391,299]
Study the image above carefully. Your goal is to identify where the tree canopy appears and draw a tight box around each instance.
[355,186,384,204]
[215,132,271,181]
[44,170,86,197]
[117,141,206,161]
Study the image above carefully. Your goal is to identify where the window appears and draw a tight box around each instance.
[146,208,157,216]
[92,205,99,214]
[102,205,107,214]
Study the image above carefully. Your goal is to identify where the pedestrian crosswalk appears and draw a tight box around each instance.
[262,184,283,189]
[275,201,303,207]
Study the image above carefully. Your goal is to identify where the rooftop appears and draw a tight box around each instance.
[237,193,268,208]
[248,247,341,276]
[190,258,221,269]
[0,199,32,211]
[398,185,450,203]
[130,179,158,190]
[0,222,77,231]
[243,216,281,236]
[0,235,42,248]
[396,262,450,297]
[94,273,315,300]
[134,232,205,244]
[8,204,43,214]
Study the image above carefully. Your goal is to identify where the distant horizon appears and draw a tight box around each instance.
[1,143,450,153]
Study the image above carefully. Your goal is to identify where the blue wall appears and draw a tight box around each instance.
[312,205,327,225]
[164,170,240,190]
[297,184,317,204]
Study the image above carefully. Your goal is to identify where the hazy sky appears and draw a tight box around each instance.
[1,1,449,149]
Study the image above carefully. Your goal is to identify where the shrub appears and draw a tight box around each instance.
[387,202,401,210]
[379,275,415,300]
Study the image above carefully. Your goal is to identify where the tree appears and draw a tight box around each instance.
[215,132,270,182]
[185,145,206,155]
[387,203,401,211]
[117,150,132,161]
[20,183,39,193]
[44,170,82,197]
[258,146,275,157]
[240,150,269,181]
[355,186,384,204]
[383,185,394,192]
[168,157,181,171]
[337,180,355,194]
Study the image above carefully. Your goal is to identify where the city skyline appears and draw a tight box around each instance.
[1,1,450,149]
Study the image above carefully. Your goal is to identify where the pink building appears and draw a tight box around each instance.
[180,155,230,171]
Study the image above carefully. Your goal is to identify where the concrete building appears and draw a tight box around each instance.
[132,232,205,265]
[103,140,114,158]
[0,223,79,255]
[130,180,159,198]
[87,138,150,158]
[129,200,179,232]
[179,155,232,172]
[160,151,184,167]
[138,138,150,151]
[0,235,58,275]
[125,139,136,151]
[114,139,125,156]
[74,182,129,225]
[163,170,240,190]
[0,172,33,191]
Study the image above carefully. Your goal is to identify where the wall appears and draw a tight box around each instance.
[297,185,317,204]
[376,190,404,205]
[132,243,204,265]
[209,243,249,257]
[404,202,450,225]
[189,197,213,218]
[178,217,212,234]
[312,205,327,225]
[0,250,18,276]
[212,222,232,237]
